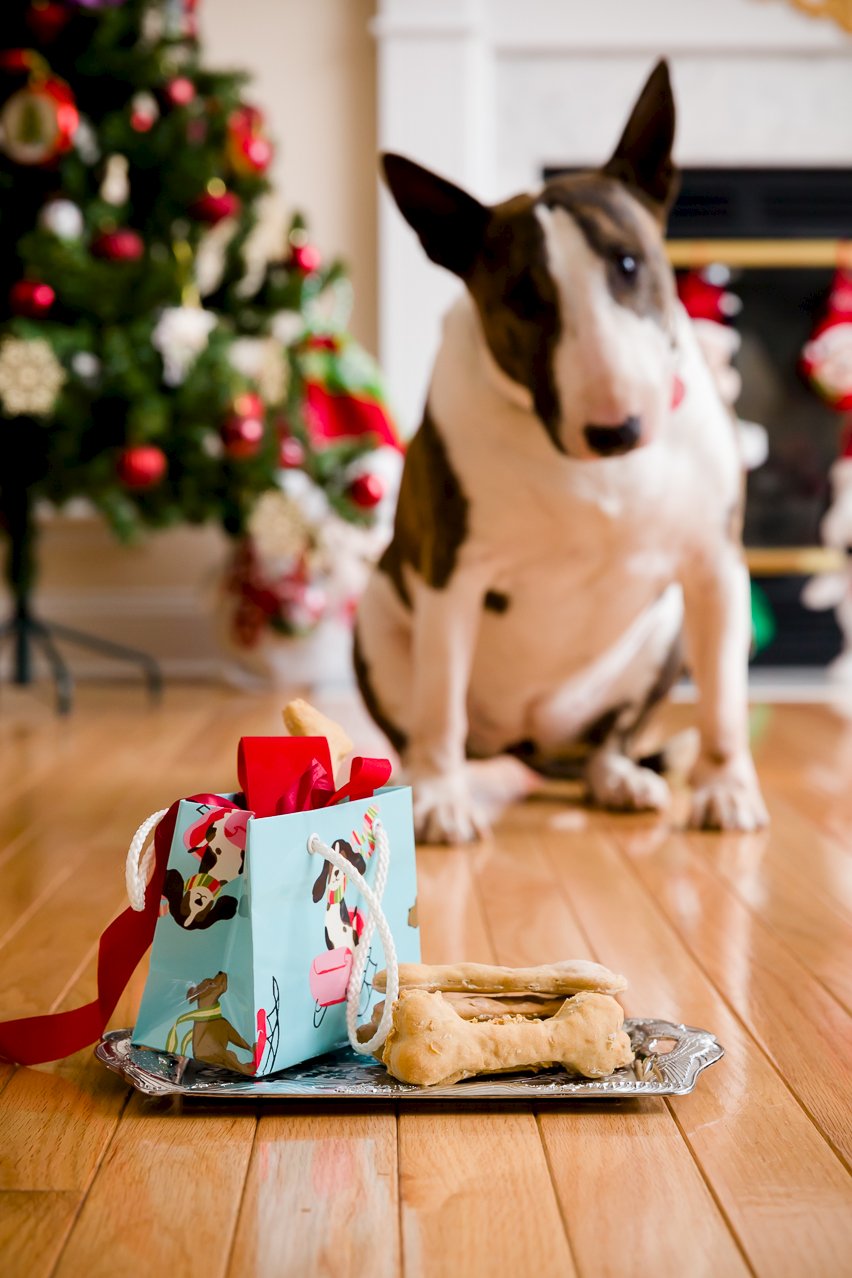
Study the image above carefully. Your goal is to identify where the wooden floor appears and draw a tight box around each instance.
[1,686,851,1277]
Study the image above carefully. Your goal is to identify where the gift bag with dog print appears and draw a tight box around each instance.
[131,738,419,1076]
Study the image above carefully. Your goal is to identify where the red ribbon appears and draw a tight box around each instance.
[0,793,229,1068]
[0,747,392,1067]
[279,754,392,815]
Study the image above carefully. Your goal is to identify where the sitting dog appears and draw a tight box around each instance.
[183,972,255,1075]
[355,61,768,843]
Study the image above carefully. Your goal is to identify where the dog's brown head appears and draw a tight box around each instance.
[382,60,680,461]
[188,971,228,1005]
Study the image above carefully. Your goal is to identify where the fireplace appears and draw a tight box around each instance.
[669,167,851,666]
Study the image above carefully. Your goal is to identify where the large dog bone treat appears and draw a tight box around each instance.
[356,992,567,1042]
[379,989,634,1086]
[374,958,627,997]
[282,698,353,773]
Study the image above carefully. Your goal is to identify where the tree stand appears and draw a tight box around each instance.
[0,492,162,715]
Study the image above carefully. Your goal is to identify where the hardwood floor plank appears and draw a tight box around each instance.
[538,1104,749,1278]
[696,817,852,1011]
[0,956,145,1193]
[471,821,749,1277]
[398,1110,576,1278]
[402,841,574,1278]
[607,818,852,1165]
[534,809,852,1277]
[0,1191,80,1278]
[414,846,496,964]
[54,1095,256,1278]
[228,1113,399,1278]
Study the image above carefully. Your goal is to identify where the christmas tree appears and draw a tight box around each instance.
[0,0,399,704]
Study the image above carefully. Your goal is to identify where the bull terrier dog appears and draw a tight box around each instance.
[355,61,768,843]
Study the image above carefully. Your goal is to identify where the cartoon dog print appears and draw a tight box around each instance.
[162,806,251,931]
[311,838,366,951]
[169,971,256,1075]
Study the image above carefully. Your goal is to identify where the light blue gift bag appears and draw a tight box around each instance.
[132,740,419,1077]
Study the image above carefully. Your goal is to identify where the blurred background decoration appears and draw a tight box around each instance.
[0,0,398,703]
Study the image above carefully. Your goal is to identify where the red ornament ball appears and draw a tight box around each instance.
[347,473,385,509]
[130,91,159,133]
[279,436,305,469]
[117,446,167,490]
[304,334,340,353]
[234,391,264,419]
[10,279,55,317]
[222,392,265,459]
[25,2,70,43]
[191,189,241,225]
[226,105,273,176]
[290,243,322,274]
[164,77,196,108]
[93,229,144,262]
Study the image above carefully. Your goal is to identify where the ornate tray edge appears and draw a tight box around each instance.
[95,1018,724,1101]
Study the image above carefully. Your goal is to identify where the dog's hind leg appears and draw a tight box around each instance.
[584,623,685,814]
[586,745,672,812]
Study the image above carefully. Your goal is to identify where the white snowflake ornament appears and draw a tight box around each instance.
[151,306,217,386]
[0,338,66,417]
[248,489,311,569]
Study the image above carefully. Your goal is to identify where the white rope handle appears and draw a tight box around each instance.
[125,808,170,912]
[308,818,398,1055]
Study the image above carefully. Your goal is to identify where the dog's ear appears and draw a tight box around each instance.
[312,862,330,903]
[382,153,489,278]
[601,59,678,221]
[163,869,185,921]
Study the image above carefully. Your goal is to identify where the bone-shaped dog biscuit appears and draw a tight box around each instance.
[282,698,353,774]
[379,989,634,1086]
[356,992,568,1043]
[374,958,627,997]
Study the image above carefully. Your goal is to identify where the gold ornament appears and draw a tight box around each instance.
[0,337,66,416]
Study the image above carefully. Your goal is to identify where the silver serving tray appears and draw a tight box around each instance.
[95,1019,723,1100]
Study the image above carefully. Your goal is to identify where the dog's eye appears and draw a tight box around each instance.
[614,253,639,281]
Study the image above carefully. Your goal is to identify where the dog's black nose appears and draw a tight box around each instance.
[583,416,642,456]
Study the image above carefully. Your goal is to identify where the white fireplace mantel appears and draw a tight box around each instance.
[372,0,852,433]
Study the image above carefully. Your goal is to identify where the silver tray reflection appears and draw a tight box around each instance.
[95,1019,723,1100]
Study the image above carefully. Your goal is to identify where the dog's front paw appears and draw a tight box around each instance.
[689,756,769,832]
[410,771,489,845]
[586,753,671,813]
